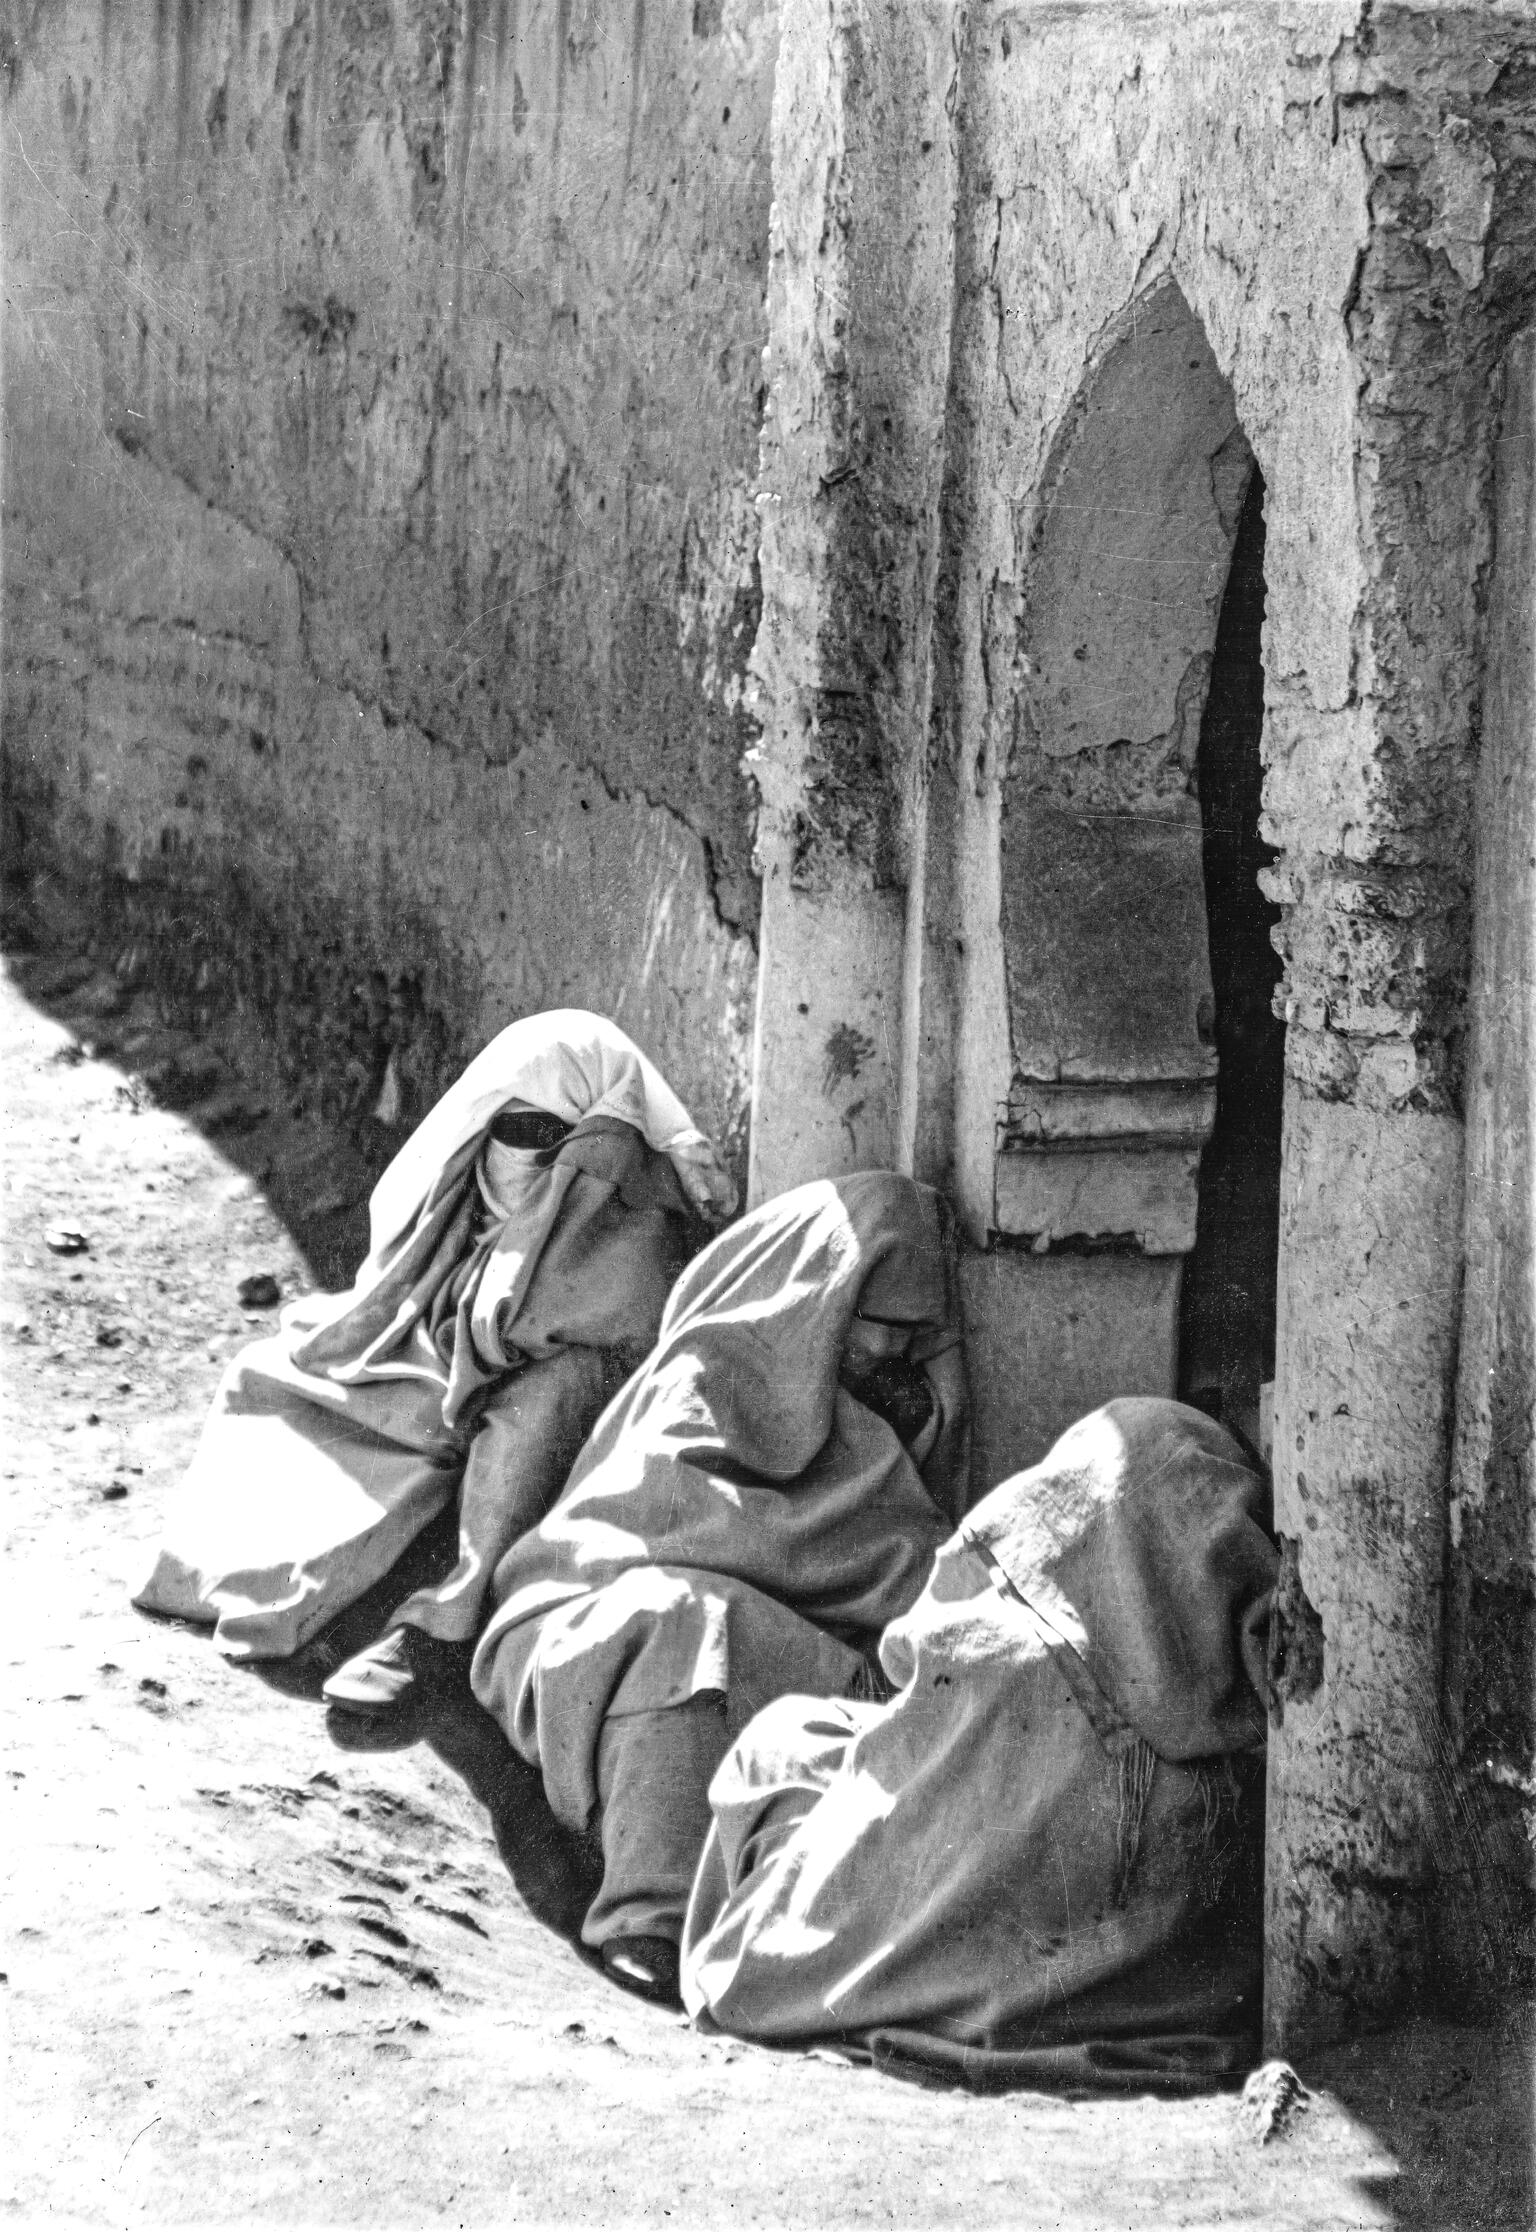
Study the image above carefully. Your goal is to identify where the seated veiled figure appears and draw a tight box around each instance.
[470,1171,971,2002]
[134,1011,734,1711]
[680,1398,1278,2093]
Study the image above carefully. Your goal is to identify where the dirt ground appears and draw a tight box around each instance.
[2,904,1532,2231]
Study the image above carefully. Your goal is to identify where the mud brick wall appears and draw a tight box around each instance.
[2,1,775,1164]
[1443,328,1536,2022]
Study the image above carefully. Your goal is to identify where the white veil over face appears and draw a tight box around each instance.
[361,1008,736,1275]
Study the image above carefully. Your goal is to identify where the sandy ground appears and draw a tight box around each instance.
[2,926,1532,2230]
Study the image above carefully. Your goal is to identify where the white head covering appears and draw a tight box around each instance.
[361,1010,735,1276]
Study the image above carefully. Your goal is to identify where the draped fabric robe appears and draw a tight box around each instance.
[471,1172,969,1869]
[681,1398,1278,2092]
[134,1012,729,1659]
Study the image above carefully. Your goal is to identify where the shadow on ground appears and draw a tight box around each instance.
[233,1510,604,1953]
[9,880,605,1956]
[1311,2016,1534,2231]
[6,885,383,1291]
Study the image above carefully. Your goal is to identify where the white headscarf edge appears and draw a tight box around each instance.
[364,1009,736,1267]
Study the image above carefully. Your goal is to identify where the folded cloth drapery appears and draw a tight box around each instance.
[134,1012,730,1659]
[469,1171,970,1947]
[681,1397,1277,2090]
[471,1167,969,1735]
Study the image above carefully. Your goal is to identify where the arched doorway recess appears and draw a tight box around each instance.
[963,282,1282,1485]
[1177,473,1284,1451]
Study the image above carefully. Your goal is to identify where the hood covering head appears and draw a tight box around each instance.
[628,1168,964,1490]
[953,1395,1275,1759]
[473,1172,970,1677]
[680,1397,1277,2081]
[136,1014,714,1663]
[361,1008,735,1278]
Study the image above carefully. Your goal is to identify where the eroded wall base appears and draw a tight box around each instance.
[1441,329,1536,2016]
[1265,1091,1465,2048]
[5,325,754,1156]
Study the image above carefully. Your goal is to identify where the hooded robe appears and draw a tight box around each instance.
[470,1172,969,1947]
[135,1011,733,1659]
[681,1397,1277,2092]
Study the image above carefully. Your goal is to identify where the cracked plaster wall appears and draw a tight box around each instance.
[746,0,963,1200]
[3,0,775,1160]
[1441,328,1536,2017]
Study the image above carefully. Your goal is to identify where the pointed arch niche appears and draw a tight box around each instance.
[959,282,1283,1486]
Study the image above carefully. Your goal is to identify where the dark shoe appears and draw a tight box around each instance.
[322,1626,426,1714]
[601,1933,681,2006]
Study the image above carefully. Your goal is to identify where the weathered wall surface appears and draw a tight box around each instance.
[1442,328,1536,2015]
[746,0,962,1202]
[3,0,775,1158]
